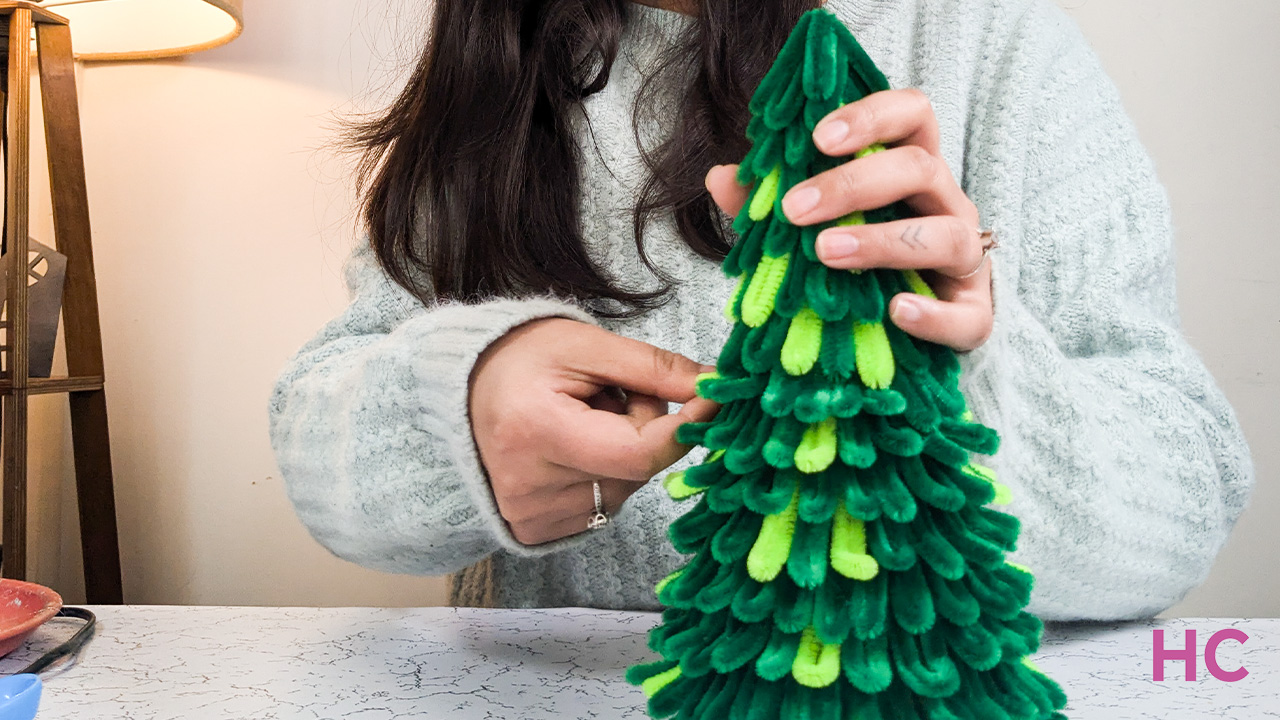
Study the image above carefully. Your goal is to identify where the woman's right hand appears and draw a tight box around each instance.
[468,318,721,546]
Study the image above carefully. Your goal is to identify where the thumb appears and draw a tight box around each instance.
[706,164,750,218]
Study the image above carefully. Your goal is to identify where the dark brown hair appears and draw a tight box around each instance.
[350,0,818,318]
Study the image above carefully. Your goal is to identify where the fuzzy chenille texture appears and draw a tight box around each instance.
[267,0,1253,621]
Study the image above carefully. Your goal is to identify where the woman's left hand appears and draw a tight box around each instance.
[706,88,994,352]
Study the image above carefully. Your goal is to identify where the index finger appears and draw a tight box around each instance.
[544,393,721,482]
[554,324,714,404]
[812,88,940,158]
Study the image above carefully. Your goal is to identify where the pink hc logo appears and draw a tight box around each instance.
[1152,629,1249,682]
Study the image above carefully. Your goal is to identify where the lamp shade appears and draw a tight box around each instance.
[39,0,243,61]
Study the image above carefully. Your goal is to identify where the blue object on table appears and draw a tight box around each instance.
[0,674,41,720]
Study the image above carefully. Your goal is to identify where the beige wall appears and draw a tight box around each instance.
[26,0,447,606]
[21,0,1278,615]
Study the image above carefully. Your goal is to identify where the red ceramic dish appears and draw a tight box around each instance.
[0,580,62,658]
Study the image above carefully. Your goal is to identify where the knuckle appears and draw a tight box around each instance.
[832,164,863,201]
[903,145,939,185]
[494,483,528,517]
[846,102,875,141]
[872,224,899,257]
[618,452,653,483]
[499,503,534,528]
[509,520,554,547]
[962,316,994,352]
[489,471,537,508]
[944,216,975,262]
[616,443,660,482]
[650,346,683,379]
[486,420,531,460]
[965,330,992,353]
[486,403,542,454]
[905,87,933,113]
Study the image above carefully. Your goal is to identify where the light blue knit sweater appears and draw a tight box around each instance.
[267,0,1253,621]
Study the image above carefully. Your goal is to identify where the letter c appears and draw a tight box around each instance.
[1205,629,1249,682]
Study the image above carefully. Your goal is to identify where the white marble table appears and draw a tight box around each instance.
[0,607,1275,719]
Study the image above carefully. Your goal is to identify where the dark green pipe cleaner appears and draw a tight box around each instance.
[629,8,1068,720]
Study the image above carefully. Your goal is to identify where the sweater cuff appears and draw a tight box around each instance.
[394,296,603,560]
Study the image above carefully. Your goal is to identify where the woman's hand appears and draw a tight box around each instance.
[706,88,994,352]
[468,318,720,546]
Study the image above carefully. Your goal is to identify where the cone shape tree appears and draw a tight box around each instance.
[626,9,1070,720]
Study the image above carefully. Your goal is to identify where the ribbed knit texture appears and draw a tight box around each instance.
[267,0,1253,621]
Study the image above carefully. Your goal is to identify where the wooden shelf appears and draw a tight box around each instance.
[0,2,68,27]
[0,7,122,604]
[0,375,104,394]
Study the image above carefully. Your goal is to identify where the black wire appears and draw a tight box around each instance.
[14,607,97,676]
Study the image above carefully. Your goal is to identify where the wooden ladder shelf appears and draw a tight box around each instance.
[0,1,123,604]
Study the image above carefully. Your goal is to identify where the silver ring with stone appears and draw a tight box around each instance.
[955,227,1000,280]
[588,480,609,530]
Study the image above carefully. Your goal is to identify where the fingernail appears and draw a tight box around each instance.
[892,296,922,323]
[700,364,717,373]
[814,119,849,149]
[782,186,821,220]
[817,231,859,259]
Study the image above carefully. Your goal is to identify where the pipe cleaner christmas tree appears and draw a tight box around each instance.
[626,9,1069,720]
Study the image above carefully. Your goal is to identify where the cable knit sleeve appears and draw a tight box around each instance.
[955,0,1255,621]
[267,240,601,576]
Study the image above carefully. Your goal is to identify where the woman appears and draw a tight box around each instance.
[267,0,1253,620]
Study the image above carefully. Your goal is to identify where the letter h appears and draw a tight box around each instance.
[1153,629,1197,681]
